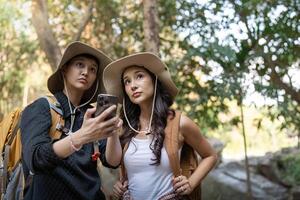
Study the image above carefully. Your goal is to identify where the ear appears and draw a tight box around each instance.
[61,65,68,77]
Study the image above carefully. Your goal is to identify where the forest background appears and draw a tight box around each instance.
[0,0,299,189]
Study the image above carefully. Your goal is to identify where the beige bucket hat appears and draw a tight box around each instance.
[103,52,178,103]
[47,41,112,103]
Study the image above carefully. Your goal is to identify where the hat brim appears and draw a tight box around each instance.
[103,52,178,103]
[47,41,112,103]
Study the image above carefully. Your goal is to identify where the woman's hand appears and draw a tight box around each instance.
[52,105,122,158]
[113,180,128,199]
[75,105,121,145]
[173,175,193,195]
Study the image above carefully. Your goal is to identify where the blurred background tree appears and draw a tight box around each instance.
[1,0,299,198]
[0,0,298,152]
[0,0,39,112]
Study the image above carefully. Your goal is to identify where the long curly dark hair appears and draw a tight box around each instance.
[120,66,175,165]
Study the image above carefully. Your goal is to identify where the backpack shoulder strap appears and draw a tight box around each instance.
[1,109,22,148]
[119,142,129,182]
[42,95,65,140]
[0,108,22,194]
[45,95,63,116]
[0,109,22,152]
[165,110,182,177]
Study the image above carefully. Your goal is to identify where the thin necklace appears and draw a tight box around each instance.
[123,76,157,135]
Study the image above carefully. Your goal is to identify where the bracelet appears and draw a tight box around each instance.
[69,134,82,151]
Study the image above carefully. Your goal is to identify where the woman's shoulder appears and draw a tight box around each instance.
[169,110,191,126]
[21,97,52,128]
[175,111,200,137]
[21,97,53,122]
[24,97,50,113]
[166,110,191,128]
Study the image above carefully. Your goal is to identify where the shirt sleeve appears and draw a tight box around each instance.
[98,139,120,169]
[20,98,63,174]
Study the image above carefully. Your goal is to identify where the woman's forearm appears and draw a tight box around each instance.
[105,132,122,167]
[52,130,85,158]
[188,154,218,189]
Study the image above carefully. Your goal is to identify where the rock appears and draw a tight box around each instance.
[207,137,225,155]
[207,137,225,165]
[247,147,300,188]
[291,186,300,200]
[202,162,289,200]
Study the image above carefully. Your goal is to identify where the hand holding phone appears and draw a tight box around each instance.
[94,94,119,120]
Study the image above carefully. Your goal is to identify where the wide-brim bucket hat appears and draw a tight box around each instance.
[47,41,112,103]
[103,52,178,103]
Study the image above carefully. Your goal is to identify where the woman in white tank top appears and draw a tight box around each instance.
[103,53,218,200]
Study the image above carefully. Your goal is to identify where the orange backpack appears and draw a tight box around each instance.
[120,111,201,200]
[0,96,65,200]
[165,111,201,200]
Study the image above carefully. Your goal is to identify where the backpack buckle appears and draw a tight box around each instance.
[56,123,69,134]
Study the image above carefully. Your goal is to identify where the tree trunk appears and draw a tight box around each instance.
[73,0,94,41]
[263,56,300,105]
[31,0,61,72]
[22,77,29,108]
[239,88,253,200]
[0,112,3,123]
[142,0,159,55]
[298,132,300,149]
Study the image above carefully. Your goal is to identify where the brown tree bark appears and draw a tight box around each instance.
[264,56,300,105]
[238,89,253,200]
[31,0,61,72]
[142,0,159,55]
[32,1,95,72]
[73,0,94,41]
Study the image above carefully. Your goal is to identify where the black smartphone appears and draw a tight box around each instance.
[94,94,119,120]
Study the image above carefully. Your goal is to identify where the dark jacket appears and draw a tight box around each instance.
[20,92,117,200]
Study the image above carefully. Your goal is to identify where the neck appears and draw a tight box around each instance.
[63,88,83,107]
[139,100,153,131]
[139,100,152,118]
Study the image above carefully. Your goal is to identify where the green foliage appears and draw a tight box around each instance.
[277,153,300,186]
[0,1,39,112]
[0,0,299,140]
[165,0,300,136]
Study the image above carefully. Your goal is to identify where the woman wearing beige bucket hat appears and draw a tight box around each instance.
[20,41,122,200]
[103,52,217,200]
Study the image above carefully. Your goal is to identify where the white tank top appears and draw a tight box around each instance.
[124,137,178,200]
